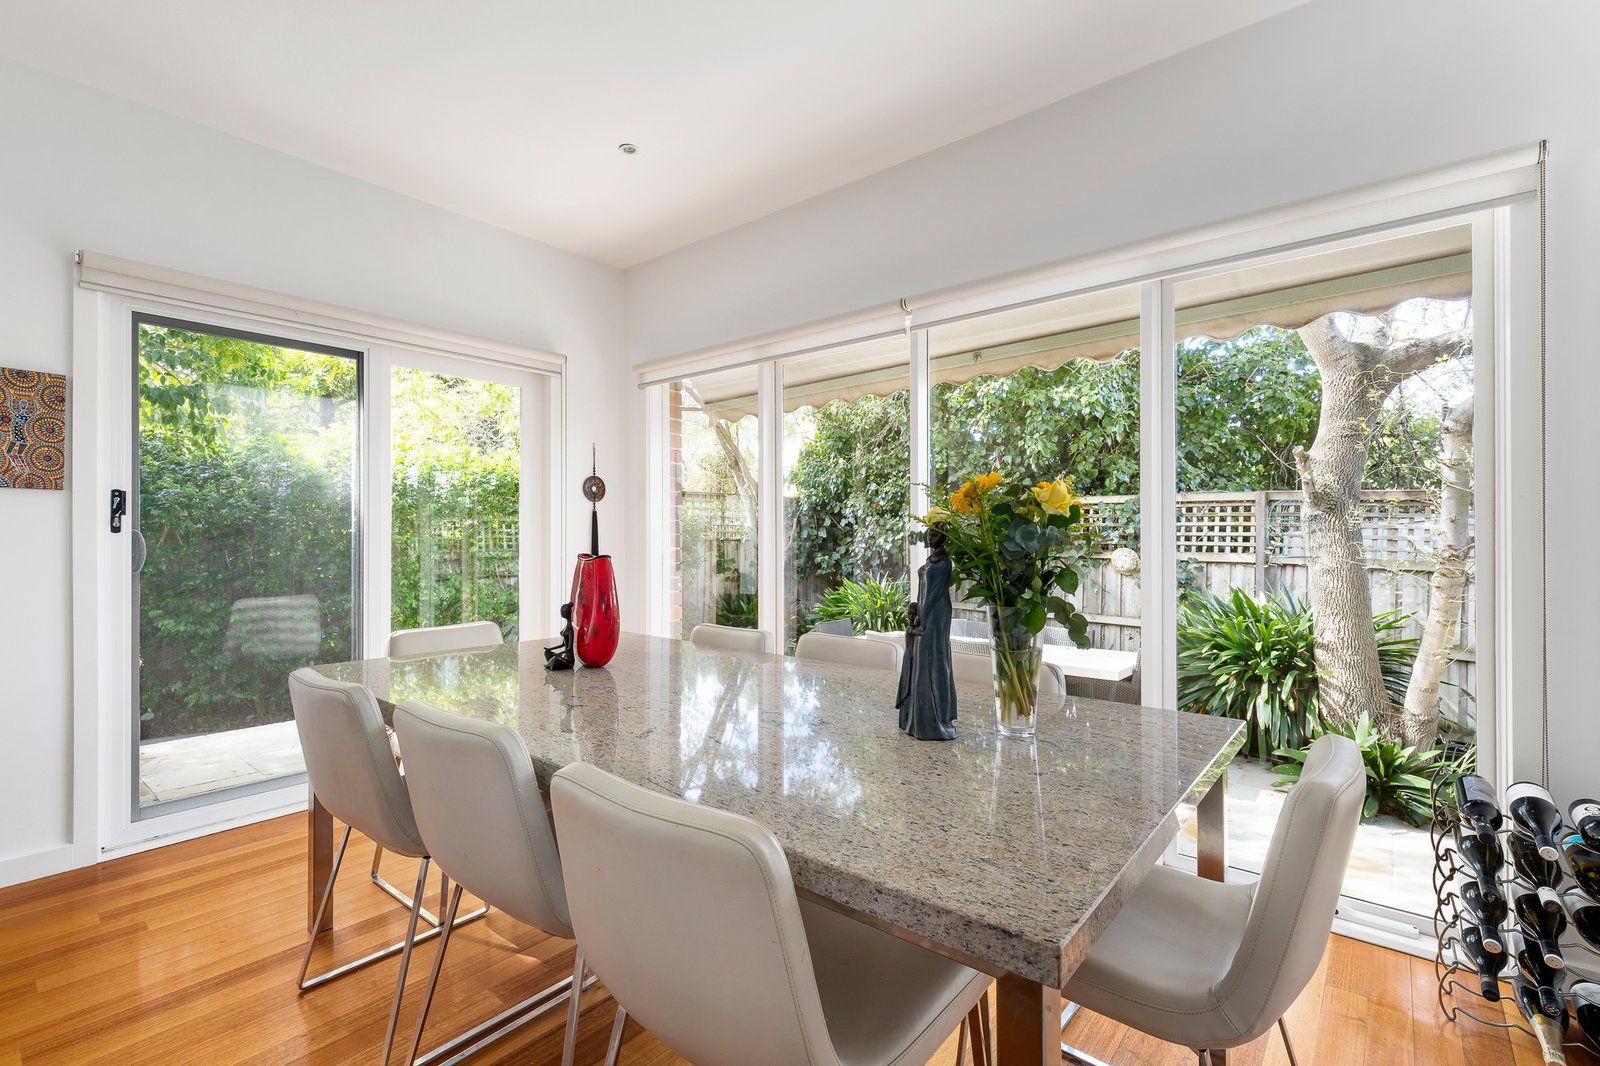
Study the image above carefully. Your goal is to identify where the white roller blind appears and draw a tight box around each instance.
[77,251,565,374]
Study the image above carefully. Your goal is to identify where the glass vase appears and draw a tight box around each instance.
[987,605,1044,736]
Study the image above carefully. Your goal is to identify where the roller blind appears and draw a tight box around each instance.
[77,251,566,374]
[689,224,1471,420]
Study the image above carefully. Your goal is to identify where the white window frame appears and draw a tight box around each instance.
[648,165,1541,953]
[71,270,564,861]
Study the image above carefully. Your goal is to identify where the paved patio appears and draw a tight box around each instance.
[1176,757,1436,917]
[138,720,304,806]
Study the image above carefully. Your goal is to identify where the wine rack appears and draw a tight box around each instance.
[1433,771,1600,1065]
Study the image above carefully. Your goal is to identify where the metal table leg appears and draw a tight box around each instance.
[1197,767,1228,882]
[308,791,335,934]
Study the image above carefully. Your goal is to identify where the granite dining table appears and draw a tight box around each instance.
[311,632,1244,1065]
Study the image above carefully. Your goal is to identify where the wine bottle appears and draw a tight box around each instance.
[1572,980,1600,1050]
[1570,797,1600,850]
[1507,781,1565,862]
[1457,875,1507,953]
[1562,833,1600,899]
[1508,929,1568,1018]
[1565,888,1600,953]
[1508,831,1564,911]
[1510,976,1569,1065]
[1454,924,1504,1001]
[1514,889,1568,970]
[1455,825,1506,907]
[1457,774,1504,840]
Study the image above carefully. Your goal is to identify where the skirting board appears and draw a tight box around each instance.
[0,843,77,891]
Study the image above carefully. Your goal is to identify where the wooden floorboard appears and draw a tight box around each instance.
[0,814,1595,1065]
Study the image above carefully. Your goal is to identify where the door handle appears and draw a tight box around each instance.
[131,528,147,575]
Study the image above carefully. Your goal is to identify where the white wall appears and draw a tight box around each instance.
[0,57,627,882]
[624,0,1600,799]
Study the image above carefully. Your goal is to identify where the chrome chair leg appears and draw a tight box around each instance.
[405,884,465,1066]
[381,856,432,1065]
[561,948,586,1066]
[1278,1017,1300,1066]
[300,827,486,994]
[604,1001,627,1066]
[1059,999,1113,1066]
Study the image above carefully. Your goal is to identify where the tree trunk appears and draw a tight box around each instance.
[1294,315,1470,736]
[1401,400,1474,748]
[712,419,759,537]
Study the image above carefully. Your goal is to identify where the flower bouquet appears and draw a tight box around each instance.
[918,473,1092,735]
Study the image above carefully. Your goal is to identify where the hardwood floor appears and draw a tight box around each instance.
[0,814,1593,1065]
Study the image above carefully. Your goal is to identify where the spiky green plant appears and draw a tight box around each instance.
[808,575,910,635]
[1175,588,1417,758]
[1272,714,1442,825]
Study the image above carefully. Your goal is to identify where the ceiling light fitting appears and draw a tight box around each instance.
[617,143,638,155]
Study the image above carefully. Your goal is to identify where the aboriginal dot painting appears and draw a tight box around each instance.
[0,367,67,490]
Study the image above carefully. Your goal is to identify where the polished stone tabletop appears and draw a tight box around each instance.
[316,632,1243,987]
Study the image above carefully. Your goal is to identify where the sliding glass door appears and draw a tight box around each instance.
[133,316,360,815]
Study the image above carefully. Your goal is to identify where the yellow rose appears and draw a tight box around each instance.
[922,505,952,525]
[1032,478,1078,516]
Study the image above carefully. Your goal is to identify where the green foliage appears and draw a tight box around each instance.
[715,591,759,629]
[1176,589,1418,758]
[1272,714,1442,825]
[787,392,910,585]
[135,325,519,740]
[808,576,910,635]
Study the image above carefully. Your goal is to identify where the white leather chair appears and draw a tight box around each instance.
[392,700,594,1066]
[374,620,506,890]
[286,669,485,1065]
[689,622,767,653]
[387,619,503,659]
[794,630,902,672]
[951,645,1065,697]
[550,761,991,1066]
[1061,734,1364,1065]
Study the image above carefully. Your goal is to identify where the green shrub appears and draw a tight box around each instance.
[808,575,910,635]
[1272,714,1441,825]
[1176,588,1417,758]
[715,591,759,629]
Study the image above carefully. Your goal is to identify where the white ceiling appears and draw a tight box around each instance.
[0,1,1305,267]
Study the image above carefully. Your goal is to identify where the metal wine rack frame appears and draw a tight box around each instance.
[1430,769,1600,1060]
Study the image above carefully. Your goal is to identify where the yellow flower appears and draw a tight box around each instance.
[949,486,977,513]
[1031,478,1078,516]
[972,471,1003,495]
[922,504,952,526]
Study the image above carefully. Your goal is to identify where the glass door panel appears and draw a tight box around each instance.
[781,339,910,651]
[1168,224,1476,919]
[928,284,1144,676]
[666,366,761,639]
[390,365,522,640]
[134,316,360,816]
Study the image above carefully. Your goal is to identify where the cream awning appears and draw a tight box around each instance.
[690,225,1470,422]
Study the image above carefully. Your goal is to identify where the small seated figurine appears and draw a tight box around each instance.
[896,529,958,740]
[544,602,576,671]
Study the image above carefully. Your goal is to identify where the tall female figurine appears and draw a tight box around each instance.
[896,528,958,740]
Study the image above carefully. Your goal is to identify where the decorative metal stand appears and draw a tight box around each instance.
[1432,769,1600,1065]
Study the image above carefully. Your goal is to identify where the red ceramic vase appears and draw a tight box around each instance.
[572,554,620,668]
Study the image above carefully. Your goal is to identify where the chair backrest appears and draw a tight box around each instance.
[794,631,901,672]
[551,762,837,1066]
[391,700,573,938]
[808,618,855,636]
[288,668,427,858]
[689,623,767,654]
[1218,733,1363,1036]
[387,620,504,659]
[950,647,1063,697]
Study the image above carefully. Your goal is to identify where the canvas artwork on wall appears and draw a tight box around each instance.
[0,367,67,490]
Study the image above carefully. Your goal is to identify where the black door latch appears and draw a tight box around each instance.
[110,489,126,533]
